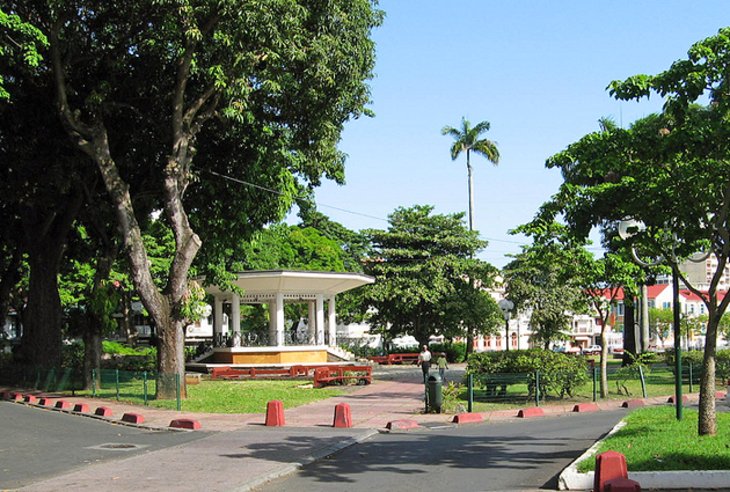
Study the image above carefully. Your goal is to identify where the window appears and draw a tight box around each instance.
[617,302,624,316]
[662,301,671,309]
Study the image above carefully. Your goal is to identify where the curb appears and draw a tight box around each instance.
[233,429,379,492]
[16,399,192,433]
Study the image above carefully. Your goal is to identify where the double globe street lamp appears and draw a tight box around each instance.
[618,218,710,421]
[498,298,514,351]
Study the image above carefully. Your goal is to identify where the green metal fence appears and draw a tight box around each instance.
[0,365,84,393]
[1,366,181,410]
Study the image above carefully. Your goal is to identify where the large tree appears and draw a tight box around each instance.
[545,28,730,435]
[362,205,499,348]
[502,234,585,350]
[513,220,640,396]
[13,0,382,397]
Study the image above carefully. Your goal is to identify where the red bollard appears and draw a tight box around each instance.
[333,402,352,428]
[605,477,641,491]
[594,451,628,492]
[73,403,90,413]
[265,400,285,427]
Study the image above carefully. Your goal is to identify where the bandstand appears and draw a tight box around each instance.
[189,270,374,369]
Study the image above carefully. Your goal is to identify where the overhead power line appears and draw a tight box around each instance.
[202,170,605,251]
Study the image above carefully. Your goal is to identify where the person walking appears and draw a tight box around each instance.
[417,345,432,383]
[436,352,448,381]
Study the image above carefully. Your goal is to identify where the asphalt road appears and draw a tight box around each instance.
[0,401,209,490]
[255,409,629,492]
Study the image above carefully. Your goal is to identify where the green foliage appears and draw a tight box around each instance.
[663,349,730,381]
[466,349,589,399]
[429,342,467,363]
[441,381,465,413]
[235,223,346,273]
[179,280,208,322]
[62,341,84,369]
[502,239,584,349]
[441,117,500,166]
[339,342,381,359]
[0,8,47,100]
[362,205,499,346]
[649,307,673,343]
[102,341,153,356]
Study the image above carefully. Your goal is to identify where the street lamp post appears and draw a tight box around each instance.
[498,299,514,352]
[618,219,709,421]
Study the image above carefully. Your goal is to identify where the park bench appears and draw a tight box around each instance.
[367,353,420,365]
[387,353,420,365]
[209,365,320,380]
[313,366,372,388]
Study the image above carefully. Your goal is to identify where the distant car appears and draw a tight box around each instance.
[582,345,602,355]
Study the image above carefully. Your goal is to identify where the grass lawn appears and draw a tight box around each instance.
[577,406,730,472]
[75,379,348,413]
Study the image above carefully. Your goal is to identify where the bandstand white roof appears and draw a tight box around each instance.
[204,270,375,302]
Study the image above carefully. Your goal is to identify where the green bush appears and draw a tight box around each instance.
[664,348,730,382]
[100,341,156,372]
[62,340,84,368]
[429,342,466,363]
[466,349,589,399]
[102,340,154,356]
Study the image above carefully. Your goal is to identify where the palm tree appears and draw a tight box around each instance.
[441,117,500,231]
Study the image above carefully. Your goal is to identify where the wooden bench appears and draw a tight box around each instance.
[210,364,337,380]
[313,366,372,388]
[387,353,420,365]
[367,353,420,365]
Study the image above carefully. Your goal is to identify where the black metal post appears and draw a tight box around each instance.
[672,267,683,421]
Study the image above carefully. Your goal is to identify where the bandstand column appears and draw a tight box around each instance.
[275,292,285,346]
[231,293,241,346]
[328,295,336,347]
[213,297,223,344]
[307,301,316,344]
[316,294,325,345]
[268,302,277,345]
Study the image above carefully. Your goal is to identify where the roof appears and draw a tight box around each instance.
[202,270,375,301]
[598,285,727,304]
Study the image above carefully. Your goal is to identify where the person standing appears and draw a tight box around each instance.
[417,345,432,383]
[436,352,448,381]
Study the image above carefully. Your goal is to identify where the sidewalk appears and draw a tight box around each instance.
[3,368,727,491]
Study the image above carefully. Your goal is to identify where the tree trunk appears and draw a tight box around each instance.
[698,312,718,435]
[82,322,102,390]
[22,240,65,369]
[83,253,115,390]
[465,330,475,355]
[20,192,82,370]
[600,327,608,398]
[0,250,22,333]
[156,315,187,398]
[622,298,637,366]
[119,291,137,346]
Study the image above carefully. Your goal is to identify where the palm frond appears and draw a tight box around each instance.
[472,139,500,164]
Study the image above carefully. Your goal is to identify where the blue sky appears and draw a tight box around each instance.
[293,2,727,268]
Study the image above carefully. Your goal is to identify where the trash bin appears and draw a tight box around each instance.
[427,374,443,413]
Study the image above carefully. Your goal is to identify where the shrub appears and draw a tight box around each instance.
[429,342,466,363]
[466,349,589,399]
[664,348,730,383]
